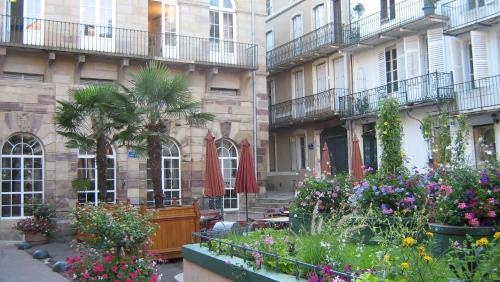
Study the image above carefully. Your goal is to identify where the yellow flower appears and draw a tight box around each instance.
[402,237,416,247]
[382,254,391,263]
[383,130,388,135]
[425,232,433,238]
[401,262,409,270]
[423,255,433,263]
[384,121,389,126]
[417,246,426,256]
[476,238,489,247]
[494,232,500,240]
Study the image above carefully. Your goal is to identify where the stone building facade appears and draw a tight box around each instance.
[0,0,268,239]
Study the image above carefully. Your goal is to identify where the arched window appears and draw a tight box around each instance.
[77,146,115,204]
[147,138,181,206]
[216,139,239,210]
[209,0,236,61]
[1,134,44,218]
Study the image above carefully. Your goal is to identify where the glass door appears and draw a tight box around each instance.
[23,0,43,46]
[162,2,178,59]
[80,0,115,52]
[209,10,236,64]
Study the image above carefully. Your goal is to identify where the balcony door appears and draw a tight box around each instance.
[314,62,329,114]
[291,15,303,56]
[292,69,305,119]
[161,2,178,59]
[2,0,44,45]
[80,0,115,53]
[209,0,236,64]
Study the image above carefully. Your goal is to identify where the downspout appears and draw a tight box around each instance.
[251,0,258,182]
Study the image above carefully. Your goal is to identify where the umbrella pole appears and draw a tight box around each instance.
[245,191,249,223]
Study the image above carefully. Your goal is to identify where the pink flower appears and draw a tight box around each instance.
[126,279,132,282]
[458,202,468,209]
[93,263,104,273]
[111,266,118,273]
[263,236,274,245]
[468,218,480,227]
[83,272,90,278]
[104,255,114,264]
[150,274,158,282]
[487,210,496,218]
[130,272,137,279]
[494,187,500,192]
[488,198,497,205]
[102,274,108,279]
[120,264,127,270]
[440,185,453,195]
[117,273,123,278]
[464,212,475,220]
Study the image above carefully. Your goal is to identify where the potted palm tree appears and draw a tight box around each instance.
[123,61,214,208]
[55,84,135,203]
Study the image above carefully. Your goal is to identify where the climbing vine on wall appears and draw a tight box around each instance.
[376,98,403,176]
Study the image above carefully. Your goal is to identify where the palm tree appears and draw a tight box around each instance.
[124,61,214,208]
[55,84,135,203]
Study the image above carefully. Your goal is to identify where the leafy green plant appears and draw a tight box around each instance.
[376,98,403,176]
[72,178,93,192]
[453,114,469,164]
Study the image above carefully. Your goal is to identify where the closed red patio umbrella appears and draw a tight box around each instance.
[321,143,331,176]
[234,139,259,222]
[204,131,225,211]
[351,136,364,180]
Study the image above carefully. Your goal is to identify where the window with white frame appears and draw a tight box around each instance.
[77,146,115,204]
[209,0,235,53]
[267,79,275,105]
[269,134,277,172]
[291,15,303,39]
[216,139,239,210]
[293,70,304,98]
[313,4,325,29]
[468,0,486,9]
[385,47,398,93]
[81,0,114,38]
[1,134,44,218]
[467,42,475,83]
[266,31,274,52]
[381,0,395,20]
[147,138,181,206]
[473,124,496,165]
[298,135,306,169]
[164,3,177,47]
[316,63,328,93]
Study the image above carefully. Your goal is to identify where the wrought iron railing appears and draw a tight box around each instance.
[441,74,500,113]
[0,14,257,69]
[343,0,441,46]
[339,72,453,118]
[269,88,349,127]
[191,231,354,281]
[442,0,500,33]
[266,22,342,71]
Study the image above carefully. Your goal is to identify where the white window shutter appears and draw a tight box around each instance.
[470,30,489,80]
[378,50,386,86]
[427,28,445,73]
[404,36,420,79]
[397,41,406,81]
[450,38,463,83]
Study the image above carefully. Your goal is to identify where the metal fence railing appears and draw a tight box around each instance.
[269,88,349,127]
[339,72,453,118]
[191,231,354,281]
[266,22,342,71]
[440,74,500,114]
[343,0,441,46]
[0,14,257,69]
[442,0,500,33]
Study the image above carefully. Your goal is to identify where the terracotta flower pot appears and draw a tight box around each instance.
[25,232,49,245]
[428,223,495,257]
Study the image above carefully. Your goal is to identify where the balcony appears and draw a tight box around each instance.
[266,22,342,73]
[0,15,257,70]
[343,0,445,52]
[443,75,500,114]
[339,72,454,119]
[269,88,349,128]
[442,0,500,35]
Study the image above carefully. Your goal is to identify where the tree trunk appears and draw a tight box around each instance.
[95,135,108,203]
[147,122,164,208]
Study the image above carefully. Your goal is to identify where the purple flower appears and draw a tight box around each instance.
[344,265,352,273]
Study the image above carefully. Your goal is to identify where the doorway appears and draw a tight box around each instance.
[148,0,178,58]
[2,0,44,45]
[320,126,348,175]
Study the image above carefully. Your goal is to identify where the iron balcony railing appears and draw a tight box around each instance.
[266,22,342,71]
[269,88,349,127]
[0,14,257,69]
[192,231,354,281]
[343,0,441,46]
[339,72,453,118]
[442,0,500,34]
[441,74,500,114]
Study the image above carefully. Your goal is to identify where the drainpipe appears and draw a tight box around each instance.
[251,0,258,183]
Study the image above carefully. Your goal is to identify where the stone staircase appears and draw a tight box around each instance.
[224,191,294,222]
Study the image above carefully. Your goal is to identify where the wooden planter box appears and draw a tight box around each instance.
[144,200,201,260]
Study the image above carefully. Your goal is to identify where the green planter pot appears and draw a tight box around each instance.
[428,223,495,257]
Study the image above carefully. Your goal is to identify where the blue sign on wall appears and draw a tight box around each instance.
[128,151,137,158]
[308,144,314,150]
